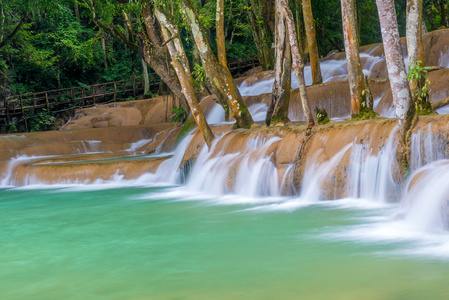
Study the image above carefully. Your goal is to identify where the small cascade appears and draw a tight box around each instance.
[206,103,226,124]
[154,132,195,183]
[126,139,153,154]
[438,45,449,68]
[300,144,352,201]
[347,128,400,202]
[185,134,282,197]
[410,123,449,170]
[0,155,50,186]
[80,140,103,153]
[403,161,449,231]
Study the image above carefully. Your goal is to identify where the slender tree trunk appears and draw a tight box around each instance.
[440,1,447,28]
[216,0,227,67]
[266,0,292,126]
[280,0,315,128]
[139,0,190,114]
[180,0,253,128]
[75,2,80,20]
[141,59,150,95]
[247,0,275,70]
[406,0,425,66]
[302,0,322,84]
[342,0,364,116]
[155,8,214,149]
[376,0,414,143]
[101,35,108,69]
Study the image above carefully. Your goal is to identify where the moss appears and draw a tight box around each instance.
[175,117,196,145]
[351,107,378,120]
[314,107,330,124]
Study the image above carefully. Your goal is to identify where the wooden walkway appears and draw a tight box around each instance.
[0,56,259,129]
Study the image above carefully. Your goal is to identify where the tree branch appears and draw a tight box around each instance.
[0,13,30,49]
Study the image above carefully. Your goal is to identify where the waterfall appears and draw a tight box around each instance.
[185,134,282,197]
[403,161,449,232]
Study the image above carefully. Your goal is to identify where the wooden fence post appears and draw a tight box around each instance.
[5,97,10,125]
[93,86,96,105]
[113,82,117,102]
[133,78,136,98]
[237,58,241,76]
[71,88,75,106]
[45,92,50,114]
[20,95,28,132]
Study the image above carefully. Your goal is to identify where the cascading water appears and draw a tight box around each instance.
[185,134,282,197]
[347,128,400,202]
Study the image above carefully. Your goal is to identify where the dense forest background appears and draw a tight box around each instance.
[0,0,447,97]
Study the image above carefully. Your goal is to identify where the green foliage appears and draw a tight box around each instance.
[407,60,433,115]
[192,64,206,85]
[27,109,56,132]
[314,107,330,124]
[170,107,188,125]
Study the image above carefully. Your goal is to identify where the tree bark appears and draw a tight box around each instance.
[141,59,150,95]
[342,0,364,116]
[180,0,253,128]
[280,0,315,128]
[0,13,29,50]
[376,0,414,143]
[216,0,227,67]
[406,0,425,67]
[155,8,214,149]
[101,35,108,69]
[302,0,322,84]
[266,0,292,126]
[247,0,275,70]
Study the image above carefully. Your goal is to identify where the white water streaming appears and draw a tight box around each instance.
[347,128,400,202]
[0,155,54,186]
[185,135,282,197]
[238,49,386,97]
[410,123,448,170]
[79,140,102,153]
[300,144,352,201]
[438,46,449,68]
[205,103,269,124]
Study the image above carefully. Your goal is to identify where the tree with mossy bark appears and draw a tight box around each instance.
[266,0,292,126]
[376,0,415,172]
[302,0,322,84]
[246,0,275,70]
[180,0,254,129]
[407,0,432,115]
[81,0,191,115]
[342,0,376,119]
[155,8,215,149]
[280,0,314,128]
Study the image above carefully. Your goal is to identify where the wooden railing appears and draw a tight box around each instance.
[0,56,259,129]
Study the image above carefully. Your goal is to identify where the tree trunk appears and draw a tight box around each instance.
[155,8,215,149]
[139,0,190,114]
[247,0,275,70]
[302,0,322,84]
[101,35,108,69]
[75,2,80,20]
[406,0,425,66]
[141,59,150,95]
[406,0,424,66]
[266,0,292,126]
[280,0,315,128]
[342,0,364,116]
[376,0,414,143]
[216,0,227,67]
[440,1,447,28]
[180,0,253,128]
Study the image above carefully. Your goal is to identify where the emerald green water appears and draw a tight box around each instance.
[1,186,449,300]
